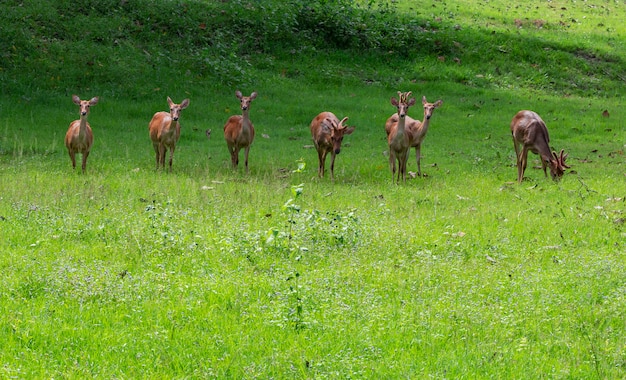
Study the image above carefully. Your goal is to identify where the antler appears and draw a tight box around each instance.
[552,149,571,170]
[559,149,570,169]
[328,116,350,130]
[399,91,413,104]
[337,116,349,129]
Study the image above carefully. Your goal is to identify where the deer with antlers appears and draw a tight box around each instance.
[224,91,257,173]
[385,95,443,178]
[310,112,355,179]
[510,110,570,183]
[385,91,416,183]
[148,96,190,171]
[65,95,98,173]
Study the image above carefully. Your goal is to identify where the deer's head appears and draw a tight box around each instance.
[391,91,416,119]
[73,95,98,117]
[422,96,443,120]
[236,90,257,111]
[549,149,571,180]
[167,96,190,121]
[328,116,355,155]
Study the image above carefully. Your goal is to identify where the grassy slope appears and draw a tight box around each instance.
[0,0,625,378]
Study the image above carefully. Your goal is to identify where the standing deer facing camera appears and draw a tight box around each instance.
[385,91,416,183]
[224,91,257,173]
[149,96,190,171]
[510,110,570,183]
[65,95,98,173]
[385,95,443,178]
[310,112,355,179]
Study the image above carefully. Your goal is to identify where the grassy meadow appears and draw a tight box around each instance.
[1,0,625,378]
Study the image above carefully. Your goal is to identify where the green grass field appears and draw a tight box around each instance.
[1,0,625,378]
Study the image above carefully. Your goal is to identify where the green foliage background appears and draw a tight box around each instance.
[3,0,624,98]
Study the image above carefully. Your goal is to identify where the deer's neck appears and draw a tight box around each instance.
[78,115,89,137]
[531,128,553,163]
[536,143,554,164]
[533,124,552,162]
[420,113,432,134]
[395,115,407,138]
[241,109,252,131]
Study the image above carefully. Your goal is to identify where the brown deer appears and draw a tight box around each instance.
[310,112,355,179]
[385,91,416,183]
[510,110,570,183]
[148,96,189,171]
[65,95,98,173]
[224,91,257,172]
[385,95,443,177]
[406,96,443,177]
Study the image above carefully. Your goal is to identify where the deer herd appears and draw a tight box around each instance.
[66,91,570,183]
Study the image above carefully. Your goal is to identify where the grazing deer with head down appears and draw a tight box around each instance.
[224,91,257,172]
[65,95,98,173]
[149,96,189,171]
[385,91,416,183]
[310,112,355,179]
[510,110,570,183]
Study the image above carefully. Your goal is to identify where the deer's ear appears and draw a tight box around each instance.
[390,97,399,106]
[344,126,355,135]
[408,97,417,106]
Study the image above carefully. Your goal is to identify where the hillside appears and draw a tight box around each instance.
[2,0,624,100]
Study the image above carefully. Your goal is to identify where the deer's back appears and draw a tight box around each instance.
[405,116,426,146]
[310,112,338,147]
[384,113,399,137]
[511,110,550,146]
